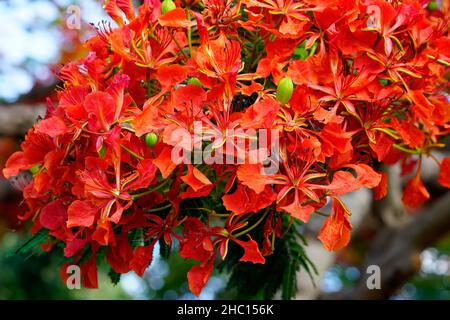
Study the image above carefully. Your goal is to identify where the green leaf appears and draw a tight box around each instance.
[308,42,318,57]
[379,78,389,86]
[282,257,295,300]
[427,1,438,11]
[218,214,318,300]
[294,47,309,60]
[159,238,170,259]
[7,229,50,258]
[108,268,121,286]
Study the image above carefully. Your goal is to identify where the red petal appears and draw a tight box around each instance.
[346,164,382,188]
[318,198,352,251]
[320,122,353,156]
[104,0,124,25]
[81,253,98,289]
[238,81,264,96]
[35,116,67,137]
[281,200,315,223]
[187,262,214,297]
[402,175,430,209]
[67,200,98,228]
[130,245,153,277]
[116,0,135,20]
[3,151,32,179]
[408,90,435,125]
[374,172,388,200]
[64,238,88,257]
[233,235,266,264]
[92,220,114,246]
[329,164,381,196]
[127,159,158,190]
[223,184,276,215]
[155,64,189,91]
[369,132,393,162]
[393,120,425,149]
[179,218,213,262]
[159,8,195,28]
[328,171,359,195]
[153,146,177,179]
[181,183,215,199]
[438,157,450,188]
[132,104,159,137]
[181,165,212,192]
[59,86,89,120]
[39,200,67,231]
[84,91,116,130]
[240,97,279,129]
[236,164,267,194]
[106,235,133,274]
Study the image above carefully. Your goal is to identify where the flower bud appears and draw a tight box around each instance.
[276,77,294,105]
[98,145,106,158]
[187,77,203,87]
[161,0,176,14]
[30,164,40,175]
[145,132,158,148]
[427,1,438,10]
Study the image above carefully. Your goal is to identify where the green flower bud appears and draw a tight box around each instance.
[161,0,176,14]
[145,132,158,148]
[428,1,438,10]
[187,77,203,87]
[98,144,106,158]
[276,77,294,105]
[30,164,40,175]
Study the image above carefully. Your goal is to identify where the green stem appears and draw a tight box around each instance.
[132,179,171,200]
[148,203,172,212]
[181,207,216,214]
[280,218,294,238]
[170,32,188,60]
[372,127,400,140]
[233,207,271,238]
[187,10,193,55]
[314,210,330,217]
[393,143,420,155]
[120,145,144,160]
[211,213,230,218]
[271,230,276,251]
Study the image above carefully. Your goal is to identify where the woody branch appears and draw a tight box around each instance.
[0,104,46,136]
[323,191,450,300]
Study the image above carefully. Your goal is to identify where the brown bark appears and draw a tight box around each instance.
[0,104,45,136]
[325,192,450,300]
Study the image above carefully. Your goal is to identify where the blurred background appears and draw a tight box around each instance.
[0,0,449,300]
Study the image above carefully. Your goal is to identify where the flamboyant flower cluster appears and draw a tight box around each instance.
[4,0,450,296]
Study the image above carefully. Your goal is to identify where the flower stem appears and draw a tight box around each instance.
[120,145,144,160]
[314,210,330,217]
[148,203,172,212]
[393,143,420,155]
[132,179,170,199]
[187,10,193,55]
[233,207,271,238]
[170,32,188,60]
[182,207,216,214]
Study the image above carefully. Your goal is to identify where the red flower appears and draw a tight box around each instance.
[402,172,430,210]
[318,198,352,251]
[243,0,310,37]
[438,157,450,188]
[3,0,449,297]
[180,214,265,295]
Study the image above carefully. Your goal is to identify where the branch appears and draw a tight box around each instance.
[296,189,373,299]
[0,104,45,136]
[328,192,450,300]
